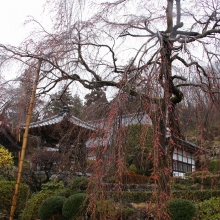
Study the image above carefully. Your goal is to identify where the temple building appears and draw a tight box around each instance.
[21,108,208,177]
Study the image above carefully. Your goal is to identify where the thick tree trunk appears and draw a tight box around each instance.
[150,36,182,218]
[150,100,172,219]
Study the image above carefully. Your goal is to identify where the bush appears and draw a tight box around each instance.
[0,146,15,180]
[21,190,54,220]
[173,190,220,202]
[184,171,192,177]
[128,164,138,173]
[106,190,220,204]
[209,159,220,173]
[168,198,196,220]
[191,170,211,178]
[62,193,87,219]
[41,180,64,191]
[196,197,220,220]
[38,196,66,219]
[109,191,152,203]
[96,199,116,219]
[55,188,74,198]
[0,145,14,169]
[0,180,29,218]
[172,176,193,186]
[120,207,136,219]
[191,174,220,189]
[68,177,88,191]
[94,200,135,220]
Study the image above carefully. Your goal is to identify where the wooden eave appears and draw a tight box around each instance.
[175,138,210,154]
[0,122,21,152]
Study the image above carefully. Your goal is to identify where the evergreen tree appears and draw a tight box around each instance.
[83,88,108,120]
[72,94,83,117]
[45,87,83,117]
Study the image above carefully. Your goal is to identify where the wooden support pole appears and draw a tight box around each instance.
[9,60,42,220]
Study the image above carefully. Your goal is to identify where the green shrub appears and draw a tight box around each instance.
[91,199,136,220]
[0,180,29,218]
[120,207,136,219]
[172,190,220,202]
[191,170,211,178]
[62,193,87,219]
[95,199,116,220]
[106,190,220,204]
[128,164,138,173]
[196,197,220,220]
[184,171,192,177]
[172,176,193,186]
[0,165,16,181]
[55,188,74,198]
[209,213,220,220]
[21,190,54,220]
[68,177,88,191]
[209,159,220,173]
[168,198,196,220]
[41,180,64,191]
[38,196,66,219]
[192,173,220,189]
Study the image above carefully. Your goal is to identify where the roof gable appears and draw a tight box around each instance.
[24,113,95,131]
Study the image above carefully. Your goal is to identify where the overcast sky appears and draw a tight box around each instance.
[0,0,47,46]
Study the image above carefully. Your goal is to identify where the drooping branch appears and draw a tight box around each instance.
[172,55,207,77]
[144,20,156,35]
[77,43,102,82]
[171,75,186,81]
[79,42,124,74]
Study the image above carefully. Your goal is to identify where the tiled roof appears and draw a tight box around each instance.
[177,138,210,153]
[88,112,152,128]
[24,113,95,131]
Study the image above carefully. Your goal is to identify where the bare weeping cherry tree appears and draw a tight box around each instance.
[1,0,220,218]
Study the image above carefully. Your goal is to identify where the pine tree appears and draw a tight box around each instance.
[83,88,108,120]
[45,87,83,117]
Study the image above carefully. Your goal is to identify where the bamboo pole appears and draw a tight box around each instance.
[9,60,42,220]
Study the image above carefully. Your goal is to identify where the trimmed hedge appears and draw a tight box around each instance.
[168,198,196,220]
[208,159,220,173]
[62,193,87,219]
[0,180,29,218]
[21,190,54,220]
[38,196,66,219]
[196,197,220,219]
[107,190,220,203]
[192,174,220,188]
[96,199,116,220]
[173,190,220,202]
[68,177,89,191]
